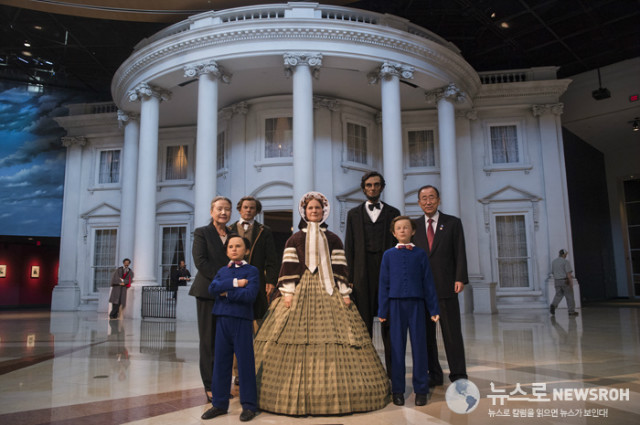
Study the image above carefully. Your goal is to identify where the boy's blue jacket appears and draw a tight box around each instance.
[208,262,259,321]
[377,245,440,319]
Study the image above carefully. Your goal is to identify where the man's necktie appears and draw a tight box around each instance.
[368,202,381,211]
[242,222,250,231]
[427,218,435,250]
[228,261,244,268]
[397,244,413,250]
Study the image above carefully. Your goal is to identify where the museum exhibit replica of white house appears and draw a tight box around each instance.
[52,2,577,319]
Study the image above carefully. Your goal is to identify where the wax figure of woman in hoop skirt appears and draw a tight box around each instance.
[254,191,390,415]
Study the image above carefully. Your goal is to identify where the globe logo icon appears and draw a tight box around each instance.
[445,379,480,414]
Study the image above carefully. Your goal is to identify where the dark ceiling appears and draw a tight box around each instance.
[1,0,638,99]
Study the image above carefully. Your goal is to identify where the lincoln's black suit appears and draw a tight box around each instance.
[229,220,278,320]
[413,212,468,383]
[345,201,399,377]
[190,223,230,393]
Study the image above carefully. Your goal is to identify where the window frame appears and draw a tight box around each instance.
[340,113,373,172]
[90,227,119,294]
[403,125,440,175]
[254,110,294,170]
[491,210,535,292]
[482,118,532,174]
[157,224,190,289]
[94,148,122,187]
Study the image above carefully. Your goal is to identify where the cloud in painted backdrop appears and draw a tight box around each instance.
[0,82,95,236]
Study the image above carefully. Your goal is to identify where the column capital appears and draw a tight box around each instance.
[283,53,322,78]
[532,103,564,117]
[117,110,140,128]
[219,101,249,121]
[368,61,414,84]
[61,136,87,148]
[184,61,232,84]
[456,109,478,120]
[425,83,466,104]
[313,96,340,111]
[127,83,171,103]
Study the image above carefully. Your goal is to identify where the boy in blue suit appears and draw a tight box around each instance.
[202,235,259,422]
[378,216,440,407]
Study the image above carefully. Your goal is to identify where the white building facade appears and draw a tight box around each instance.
[51,2,577,318]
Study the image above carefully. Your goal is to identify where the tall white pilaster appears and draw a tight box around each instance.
[185,61,231,228]
[426,83,466,217]
[117,111,139,262]
[127,83,170,288]
[51,136,86,311]
[370,62,414,213]
[285,53,321,224]
[534,104,573,255]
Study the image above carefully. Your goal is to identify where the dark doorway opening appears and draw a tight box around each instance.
[263,211,293,267]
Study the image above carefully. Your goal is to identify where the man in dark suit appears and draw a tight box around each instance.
[413,185,468,386]
[229,196,279,322]
[345,171,399,377]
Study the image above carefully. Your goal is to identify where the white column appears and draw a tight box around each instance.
[370,62,414,213]
[117,111,139,261]
[426,83,466,217]
[51,136,86,311]
[285,53,322,224]
[185,61,231,228]
[534,103,580,308]
[126,83,170,320]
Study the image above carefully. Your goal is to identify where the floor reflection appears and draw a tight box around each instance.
[0,306,638,424]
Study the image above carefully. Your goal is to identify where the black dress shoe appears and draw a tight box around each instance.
[239,409,257,422]
[415,393,428,406]
[201,406,226,420]
[392,393,405,406]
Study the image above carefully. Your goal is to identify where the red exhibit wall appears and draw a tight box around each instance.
[0,236,60,308]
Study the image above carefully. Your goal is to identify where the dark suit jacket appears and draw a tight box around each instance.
[229,220,279,319]
[189,223,230,300]
[413,211,468,299]
[344,202,400,285]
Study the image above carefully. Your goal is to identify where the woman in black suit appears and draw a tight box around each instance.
[190,196,232,402]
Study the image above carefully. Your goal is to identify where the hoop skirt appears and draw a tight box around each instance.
[254,270,390,415]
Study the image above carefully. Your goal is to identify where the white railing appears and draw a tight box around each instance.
[66,101,117,115]
[134,2,457,53]
[479,66,559,84]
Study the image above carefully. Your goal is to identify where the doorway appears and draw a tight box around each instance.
[263,211,293,266]
[623,178,640,298]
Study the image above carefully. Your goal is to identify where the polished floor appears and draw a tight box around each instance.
[1,305,639,425]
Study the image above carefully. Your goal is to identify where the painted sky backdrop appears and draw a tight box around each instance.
[0,81,92,236]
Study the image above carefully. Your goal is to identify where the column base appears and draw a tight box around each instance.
[176,286,197,321]
[471,281,498,314]
[50,284,80,311]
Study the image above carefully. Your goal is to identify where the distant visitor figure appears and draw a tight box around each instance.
[109,258,133,319]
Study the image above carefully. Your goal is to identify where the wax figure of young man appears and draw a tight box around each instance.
[229,196,278,320]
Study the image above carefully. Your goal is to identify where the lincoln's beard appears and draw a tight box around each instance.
[365,190,381,203]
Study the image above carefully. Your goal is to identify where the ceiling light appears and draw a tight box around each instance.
[34,25,42,30]
[24,42,31,47]
[18,56,29,63]
[22,51,32,57]
[630,117,639,132]
[500,22,509,28]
